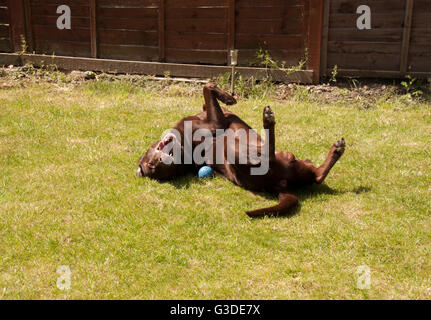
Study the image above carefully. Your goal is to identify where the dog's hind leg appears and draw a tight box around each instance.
[203,83,227,128]
[204,83,237,106]
[315,138,346,184]
[246,193,299,218]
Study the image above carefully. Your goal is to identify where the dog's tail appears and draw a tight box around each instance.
[246,193,299,218]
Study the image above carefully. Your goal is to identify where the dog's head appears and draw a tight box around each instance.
[136,133,180,180]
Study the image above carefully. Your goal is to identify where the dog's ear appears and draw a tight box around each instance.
[137,155,144,165]
[137,155,146,177]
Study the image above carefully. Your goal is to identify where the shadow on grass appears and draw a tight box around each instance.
[280,184,372,219]
[164,172,200,189]
[163,172,372,219]
[284,184,372,218]
[267,184,347,219]
[351,185,372,194]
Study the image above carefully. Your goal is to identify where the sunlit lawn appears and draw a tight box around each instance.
[0,78,430,299]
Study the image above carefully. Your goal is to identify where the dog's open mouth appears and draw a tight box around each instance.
[156,133,176,157]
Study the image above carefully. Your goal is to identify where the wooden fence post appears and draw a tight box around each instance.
[307,0,324,83]
[227,0,235,64]
[400,0,414,76]
[23,0,33,52]
[320,0,330,78]
[7,0,26,52]
[89,0,97,58]
[158,0,165,62]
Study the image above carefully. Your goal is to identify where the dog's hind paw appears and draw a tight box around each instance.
[333,137,346,156]
[263,106,275,128]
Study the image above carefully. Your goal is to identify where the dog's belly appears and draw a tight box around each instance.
[207,122,276,190]
[213,162,273,191]
[215,153,300,192]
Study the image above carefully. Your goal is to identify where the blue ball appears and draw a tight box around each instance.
[198,166,213,178]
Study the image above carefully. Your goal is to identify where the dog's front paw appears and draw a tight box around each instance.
[333,137,346,156]
[263,106,275,128]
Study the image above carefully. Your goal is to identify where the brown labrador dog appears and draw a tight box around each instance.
[137,83,345,218]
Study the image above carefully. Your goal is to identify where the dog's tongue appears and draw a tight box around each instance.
[157,134,175,150]
[157,140,165,150]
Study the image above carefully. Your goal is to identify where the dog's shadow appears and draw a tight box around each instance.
[250,184,349,219]
[165,173,202,189]
[164,173,371,218]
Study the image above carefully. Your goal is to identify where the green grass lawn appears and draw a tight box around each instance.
[0,77,430,299]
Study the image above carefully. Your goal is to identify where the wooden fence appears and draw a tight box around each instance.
[0,0,430,82]
[0,0,11,52]
[321,0,431,78]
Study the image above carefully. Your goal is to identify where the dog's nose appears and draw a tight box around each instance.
[136,167,143,177]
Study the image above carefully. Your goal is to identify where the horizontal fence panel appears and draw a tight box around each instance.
[165,7,226,19]
[33,25,90,42]
[0,23,8,37]
[98,30,158,46]
[34,39,91,57]
[330,13,404,29]
[97,2,159,61]
[326,0,405,72]
[97,7,158,18]
[330,0,405,13]
[30,0,89,5]
[0,3,9,53]
[410,28,431,44]
[328,41,401,54]
[239,49,305,67]
[0,5,8,23]
[411,12,431,28]
[0,38,10,52]
[328,29,403,42]
[235,0,306,67]
[165,48,227,65]
[408,55,431,72]
[165,1,228,64]
[236,6,303,19]
[98,17,158,31]
[30,4,90,17]
[98,0,159,7]
[236,17,304,35]
[29,0,90,57]
[98,44,159,61]
[166,32,227,50]
[31,15,90,28]
[328,52,401,71]
[236,0,305,7]
[166,0,227,7]
[236,34,303,49]
[165,18,226,34]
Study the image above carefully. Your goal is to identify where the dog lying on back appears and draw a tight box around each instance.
[137,84,345,218]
